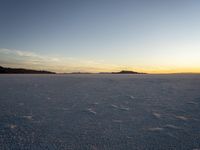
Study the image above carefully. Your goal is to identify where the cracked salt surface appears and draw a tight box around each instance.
[0,74,200,149]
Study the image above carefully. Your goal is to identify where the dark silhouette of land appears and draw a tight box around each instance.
[68,72,94,74]
[63,70,146,74]
[0,66,146,74]
[112,70,146,74]
[0,66,55,74]
[100,70,146,74]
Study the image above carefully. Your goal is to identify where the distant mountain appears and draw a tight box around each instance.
[69,72,94,74]
[0,66,55,74]
[112,70,144,74]
[100,70,146,74]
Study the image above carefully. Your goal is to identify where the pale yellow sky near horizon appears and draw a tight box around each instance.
[0,48,200,74]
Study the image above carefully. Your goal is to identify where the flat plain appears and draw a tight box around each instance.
[0,74,200,150]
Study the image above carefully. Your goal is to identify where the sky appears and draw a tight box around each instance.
[0,0,200,73]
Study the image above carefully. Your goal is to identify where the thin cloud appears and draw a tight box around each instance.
[0,48,119,73]
[0,48,59,62]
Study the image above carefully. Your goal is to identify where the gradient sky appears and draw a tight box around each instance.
[0,0,200,73]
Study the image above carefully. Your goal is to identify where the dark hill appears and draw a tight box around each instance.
[111,70,146,74]
[0,66,55,74]
[99,70,146,74]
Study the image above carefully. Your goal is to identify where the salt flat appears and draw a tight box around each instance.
[0,74,200,150]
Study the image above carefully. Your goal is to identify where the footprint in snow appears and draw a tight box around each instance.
[152,112,161,118]
[164,124,182,130]
[18,102,24,106]
[175,115,189,121]
[187,101,198,105]
[119,107,130,111]
[112,120,123,123]
[87,108,97,115]
[22,115,33,120]
[8,124,17,129]
[129,95,135,99]
[110,104,119,109]
[110,104,130,111]
[146,127,164,132]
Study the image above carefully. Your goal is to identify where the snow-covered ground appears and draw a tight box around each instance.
[0,74,200,149]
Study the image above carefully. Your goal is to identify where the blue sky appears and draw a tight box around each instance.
[0,0,200,73]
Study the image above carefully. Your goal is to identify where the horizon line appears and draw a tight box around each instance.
[1,65,200,75]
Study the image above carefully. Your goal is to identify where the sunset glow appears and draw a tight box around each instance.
[0,0,200,73]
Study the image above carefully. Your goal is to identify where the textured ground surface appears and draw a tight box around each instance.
[0,74,200,150]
